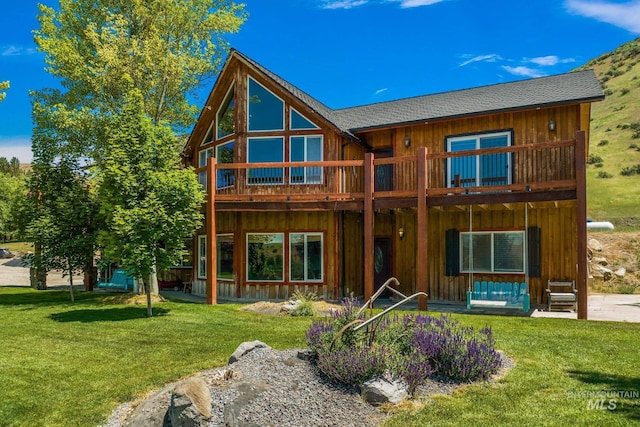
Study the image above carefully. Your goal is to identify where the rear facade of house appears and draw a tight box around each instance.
[181,50,603,318]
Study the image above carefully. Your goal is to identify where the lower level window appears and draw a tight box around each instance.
[461,231,524,273]
[247,233,284,281]
[197,235,206,279]
[290,233,323,282]
[216,234,234,280]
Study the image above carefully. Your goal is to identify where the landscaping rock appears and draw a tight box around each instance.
[592,256,608,266]
[281,299,302,313]
[169,377,212,427]
[588,238,603,251]
[228,340,271,364]
[614,267,626,278]
[361,377,409,406]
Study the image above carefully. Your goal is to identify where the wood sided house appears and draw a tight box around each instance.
[180,49,604,319]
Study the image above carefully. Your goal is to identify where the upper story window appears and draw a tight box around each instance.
[198,147,214,188]
[290,108,320,130]
[216,141,235,189]
[446,131,512,188]
[217,85,235,140]
[247,77,284,132]
[290,136,322,184]
[202,122,214,146]
[247,137,284,185]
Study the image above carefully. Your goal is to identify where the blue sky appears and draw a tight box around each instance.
[1,0,639,162]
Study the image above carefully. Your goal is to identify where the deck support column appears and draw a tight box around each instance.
[207,157,218,305]
[417,147,428,311]
[575,131,587,319]
[364,152,374,302]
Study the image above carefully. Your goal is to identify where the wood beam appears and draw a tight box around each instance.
[429,189,577,207]
[575,131,588,319]
[206,157,217,305]
[364,152,374,303]
[417,147,428,311]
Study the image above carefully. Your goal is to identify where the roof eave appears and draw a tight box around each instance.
[348,96,605,134]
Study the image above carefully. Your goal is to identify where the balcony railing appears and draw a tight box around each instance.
[200,138,580,205]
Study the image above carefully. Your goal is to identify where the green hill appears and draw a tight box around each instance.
[578,37,640,228]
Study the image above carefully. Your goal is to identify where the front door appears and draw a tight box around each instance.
[374,237,392,298]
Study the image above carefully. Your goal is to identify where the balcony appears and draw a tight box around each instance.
[199,136,585,211]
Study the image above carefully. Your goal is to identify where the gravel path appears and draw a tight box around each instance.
[103,347,513,427]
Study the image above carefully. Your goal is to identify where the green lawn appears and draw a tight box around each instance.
[1,288,639,427]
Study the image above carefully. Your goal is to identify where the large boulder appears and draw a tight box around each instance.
[361,377,408,406]
[228,340,271,365]
[169,377,212,427]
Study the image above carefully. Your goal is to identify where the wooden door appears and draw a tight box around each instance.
[374,237,392,298]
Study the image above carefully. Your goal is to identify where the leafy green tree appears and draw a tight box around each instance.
[0,81,8,103]
[29,0,244,299]
[0,172,26,242]
[96,89,204,315]
[0,157,22,176]
[22,160,97,299]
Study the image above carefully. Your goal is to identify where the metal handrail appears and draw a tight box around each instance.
[352,277,428,332]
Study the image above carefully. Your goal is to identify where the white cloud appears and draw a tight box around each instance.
[374,88,388,95]
[320,0,445,8]
[321,0,368,9]
[565,0,640,34]
[391,0,446,7]
[0,137,33,163]
[458,54,502,67]
[1,45,36,56]
[527,55,576,66]
[502,66,546,78]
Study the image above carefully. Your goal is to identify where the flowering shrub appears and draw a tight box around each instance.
[306,300,502,392]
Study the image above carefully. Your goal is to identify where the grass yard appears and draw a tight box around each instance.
[1,288,639,426]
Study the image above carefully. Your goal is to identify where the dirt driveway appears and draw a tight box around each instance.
[0,257,83,289]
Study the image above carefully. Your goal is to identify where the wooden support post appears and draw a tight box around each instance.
[207,157,217,305]
[364,152,374,302]
[575,131,587,319]
[417,147,428,311]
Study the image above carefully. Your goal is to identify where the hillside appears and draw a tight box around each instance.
[578,37,640,227]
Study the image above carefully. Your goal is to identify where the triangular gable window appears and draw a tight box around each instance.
[248,76,284,132]
[290,108,319,130]
[201,122,214,146]
[217,85,235,140]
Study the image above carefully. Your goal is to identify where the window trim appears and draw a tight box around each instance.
[216,84,235,140]
[246,136,285,186]
[460,230,525,274]
[201,122,214,146]
[446,130,513,189]
[289,135,324,185]
[216,233,234,282]
[197,235,207,279]
[247,76,285,132]
[246,232,285,283]
[289,232,324,283]
[198,148,214,189]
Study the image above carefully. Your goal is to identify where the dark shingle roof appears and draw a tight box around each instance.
[334,69,604,132]
[231,50,604,135]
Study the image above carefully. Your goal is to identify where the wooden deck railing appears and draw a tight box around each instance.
[203,138,579,204]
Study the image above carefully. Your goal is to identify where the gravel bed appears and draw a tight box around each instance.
[102,347,514,427]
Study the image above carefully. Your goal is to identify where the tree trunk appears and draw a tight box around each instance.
[68,264,75,302]
[146,279,153,317]
[149,263,159,295]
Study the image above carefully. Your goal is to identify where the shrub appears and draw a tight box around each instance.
[598,140,609,147]
[597,171,613,179]
[289,289,318,316]
[306,302,502,393]
[620,165,640,176]
[620,87,630,96]
[587,154,603,165]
